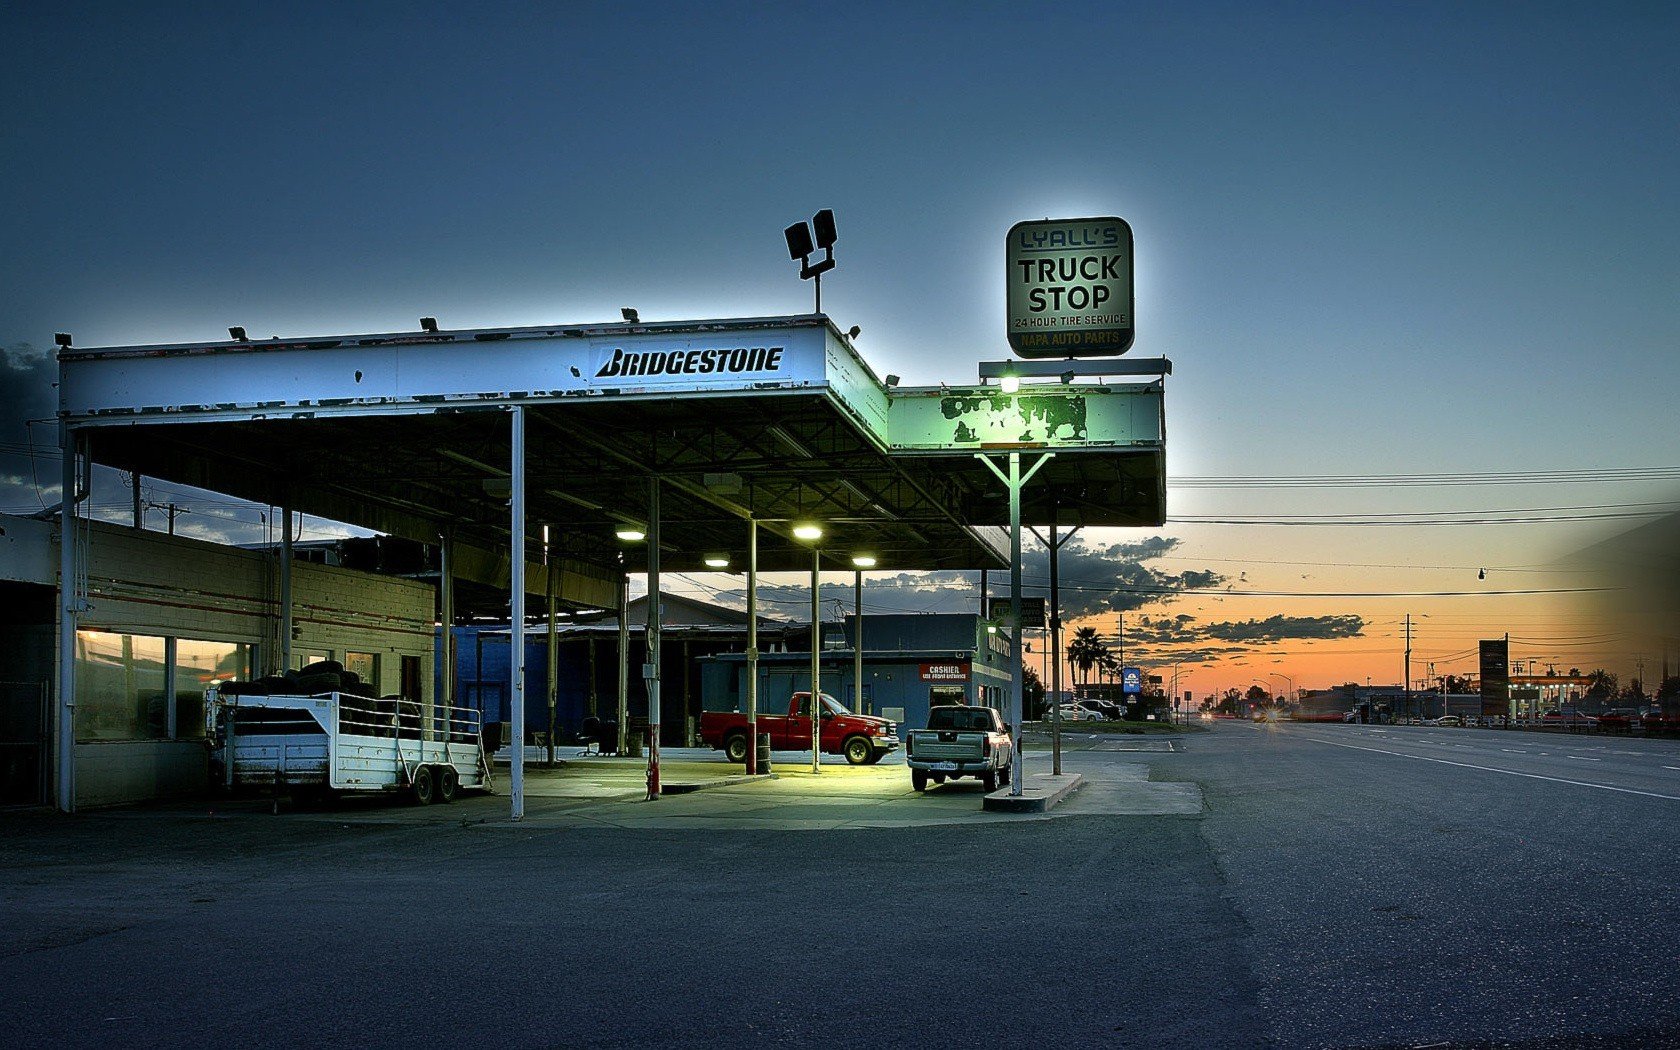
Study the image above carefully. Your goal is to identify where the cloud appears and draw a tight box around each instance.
[1,342,55,439]
[702,535,1229,621]
[1199,614,1366,643]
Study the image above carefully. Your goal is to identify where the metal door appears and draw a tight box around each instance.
[0,680,48,805]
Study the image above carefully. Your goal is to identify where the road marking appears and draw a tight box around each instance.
[1501,749,1529,753]
[1665,766,1680,772]
[1566,756,1601,762]
[1298,735,1680,802]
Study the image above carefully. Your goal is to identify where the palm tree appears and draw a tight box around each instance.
[1067,627,1104,690]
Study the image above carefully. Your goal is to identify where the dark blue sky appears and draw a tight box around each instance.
[3,1,1676,685]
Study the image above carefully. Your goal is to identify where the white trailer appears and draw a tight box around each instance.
[209,688,491,805]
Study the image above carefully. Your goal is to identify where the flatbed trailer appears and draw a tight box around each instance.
[209,688,491,804]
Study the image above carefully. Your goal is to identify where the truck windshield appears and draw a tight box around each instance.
[927,707,994,731]
[820,694,848,716]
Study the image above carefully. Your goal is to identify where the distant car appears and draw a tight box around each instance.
[1435,715,1462,727]
[1598,708,1637,732]
[1342,711,1359,724]
[1078,699,1122,720]
[1049,702,1099,722]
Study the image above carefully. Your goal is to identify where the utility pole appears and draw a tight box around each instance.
[1403,613,1412,722]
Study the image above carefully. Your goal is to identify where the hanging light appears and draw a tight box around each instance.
[793,523,823,541]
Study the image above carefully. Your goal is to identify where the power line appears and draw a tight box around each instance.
[1168,467,1680,488]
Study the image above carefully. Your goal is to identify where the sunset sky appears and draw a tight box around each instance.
[4,2,1676,698]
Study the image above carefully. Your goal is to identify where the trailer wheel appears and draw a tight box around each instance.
[409,764,435,805]
[723,733,749,764]
[436,765,459,804]
[911,769,928,791]
[843,735,872,765]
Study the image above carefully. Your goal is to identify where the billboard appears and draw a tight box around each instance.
[1006,216,1135,358]
[988,596,1046,629]
[1120,667,1143,695]
[1479,639,1509,717]
[885,386,1161,453]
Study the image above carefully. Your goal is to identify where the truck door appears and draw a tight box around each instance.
[788,692,816,751]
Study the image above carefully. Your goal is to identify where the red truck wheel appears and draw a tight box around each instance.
[843,736,872,765]
[724,734,749,764]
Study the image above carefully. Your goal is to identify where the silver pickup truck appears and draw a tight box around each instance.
[905,705,1014,792]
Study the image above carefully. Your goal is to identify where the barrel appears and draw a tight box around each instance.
[756,733,772,773]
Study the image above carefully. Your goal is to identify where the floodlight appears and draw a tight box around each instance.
[884,374,900,388]
[1478,568,1486,580]
[1000,374,1020,394]
[812,209,837,249]
[1060,371,1075,384]
[420,317,439,333]
[703,554,731,569]
[784,222,814,261]
[847,325,861,339]
[53,333,72,348]
[851,554,877,568]
[228,326,248,342]
[792,523,823,541]
[621,308,640,323]
[615,525,647,542]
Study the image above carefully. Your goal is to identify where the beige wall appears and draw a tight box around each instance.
[17,515,437,806]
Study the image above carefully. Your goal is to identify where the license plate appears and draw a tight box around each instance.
[933,761,958,771]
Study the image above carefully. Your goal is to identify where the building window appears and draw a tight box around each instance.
[75,631,169,741]
[343,651,379,692]
[173,638,251,739]
[292,649,331,671]
[75,630,253,742]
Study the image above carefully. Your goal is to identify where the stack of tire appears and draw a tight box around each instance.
[218,659,375,698]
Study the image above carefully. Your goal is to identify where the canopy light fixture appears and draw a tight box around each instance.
[999,374,1020,394]
[851,554,877,568]
[621,307,639,323]
[846,325,861,339]
[228,326,248,342]
[793,523,823,541]
[420,316,439,333]
[703,554,731,569]
[884,374,900,388]
[615,526,647,542]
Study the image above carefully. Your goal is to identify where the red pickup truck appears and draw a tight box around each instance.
[699,692,900,765]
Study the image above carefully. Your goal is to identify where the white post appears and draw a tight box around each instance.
[854,569,865,714]
[509,406,526,821]
[645,478,662,799]
[746,518,759,775]
[545,525,558,766]
[55,422,79,813]
[438,530,453,743]
[811,546,821,775]
[280,503,294,674]
[976,451,1051,797]
[616,573,629,751]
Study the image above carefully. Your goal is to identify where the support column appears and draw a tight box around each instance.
[509,406,527,821]
[545,525,558,767]
[977,452,1051,797]
[438,529,454,742]
[745,518,759,775]
[130,470,142,529]
[810,545,821,775]
[854,569,865,715]
[280,504,294,674]
[645,478,662,799]
[616,573,629,752]
[55,423,80,813]
[1050,519,1062,777]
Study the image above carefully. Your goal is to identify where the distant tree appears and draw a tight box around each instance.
[1618,678,1646,703]
[1022,664,1046,715]
[1585,669,1618,704]
[1245,684,1270,704]
[1213,687,1244,716]
[1435,674,1473,693]
[1658,676,1680,702]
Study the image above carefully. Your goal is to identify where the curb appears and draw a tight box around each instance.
[983,772,1085,813]
[660,772,777,796]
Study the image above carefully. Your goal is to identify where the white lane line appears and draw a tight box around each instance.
[1666,766,1680,772]
[1501,749,1529,753]
[1566,756,1602,762]
[1298,736,1680,802]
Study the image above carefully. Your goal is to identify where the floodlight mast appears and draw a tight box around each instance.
[783,210,837,312]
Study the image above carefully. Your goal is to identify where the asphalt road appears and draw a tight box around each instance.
[4,722,1680,1048]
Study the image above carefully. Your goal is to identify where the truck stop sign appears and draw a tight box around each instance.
[1007,216,1134,358]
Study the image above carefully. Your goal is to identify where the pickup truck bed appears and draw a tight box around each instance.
[905,705,1013,792]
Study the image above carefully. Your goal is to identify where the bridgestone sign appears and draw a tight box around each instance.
[1006,216,1134,359]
